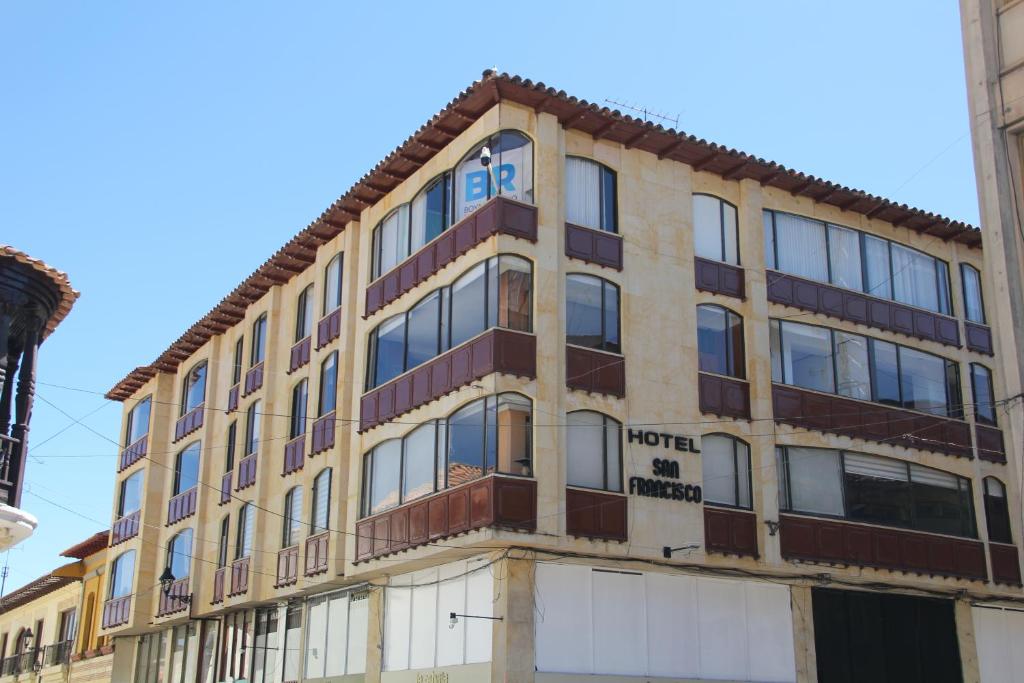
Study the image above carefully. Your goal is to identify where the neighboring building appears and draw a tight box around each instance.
[0,531,113,683]
[0,246,78,551]
[100,71,1024,683]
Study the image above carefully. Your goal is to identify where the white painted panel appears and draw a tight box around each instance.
[346,595,368,674]
[324,594,348,676]
[973,606,1024,683]
[592,570,647,674]
[465,559,494,664]
[305,596,328,678]
[384,583,411,671]
[534,563,594,673]
[744,582,796,682]
[410,580,438,669]
[645,572,699,678]
[436,562,467,667]
[696,577,749,681]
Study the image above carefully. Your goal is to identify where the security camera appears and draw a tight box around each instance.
[480,146,492,167]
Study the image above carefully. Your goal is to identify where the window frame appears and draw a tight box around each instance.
[960,263,986,324]
[565,410,623,493]
[232,338,244,386]
[172,442,200,497]
[692,193,739,264]
[454,129,535,222]
[983,476,1012,544]
[295,284,314,342]
[324,253,344,315]
[310,468,331,535]
[124,395,152,447]
[225,421,237,472]
[565,273,622,354]
[970,362,997,427]
[109,550,136,599]
[245,401,261,456]
[250,313,267,367]
[217,515,230,568]
[290,379,308,439]
[235,503,254,560]
[701,433,752,510]
[118,471,144,518]
[565,156,618,234]
[318,352,338,417]
[180,360,208,416]
[696,304,745,379]
[282,486,303,548]
[165,528,193,580]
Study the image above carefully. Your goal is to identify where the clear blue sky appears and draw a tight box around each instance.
[0,1,977,586]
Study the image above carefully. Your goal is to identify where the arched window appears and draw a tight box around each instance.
[566,157,617,233]
[697,305,745,379]
[984,477,1012,544]
[296,284,314,342]
[217,516,230,568]
[165,529,193,580]
[232,337,244,386]
[318,352,338,416]
[365,255,533,389]
[282,487,303,548]
[371,207,410,281]
[245,401,261,456]
[225,421,237,472]
[454,131,533,221]
[411,172,453,249]
[290,379,308,439]
[251,313,267,366]
[310,468,331,534]
[118,471,143,517]
[360,393,532,517]
[109,551,136,599]
[566,411,622,492]
[124,396,151,447]
[235,503,254,559]
[693,194,738,264]
[961,263,985,324]
[701,434,752,509]
[173,442,200,496]
[180,361,207,415]
[971,363,996,426]
[566,274,620,353]
[324,253,344,314]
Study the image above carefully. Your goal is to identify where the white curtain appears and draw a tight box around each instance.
[566,157,601,230]
[567,410,607,489]
[774,213,829,282]
[827,224,862,290]
[891,243,938,312]
[843,452,907,481]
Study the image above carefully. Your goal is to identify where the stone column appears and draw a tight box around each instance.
[490,555,535,683]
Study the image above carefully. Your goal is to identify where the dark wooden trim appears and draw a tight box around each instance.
[242,363,264,397]
[283,434,306,475]
[118,436,147,472]
[156,578,190,617]
[288,337,312,373]
[101,596,131,629]
[316,308,342,349]
[219,471,232,505]
[166,487,198,525]
[304,532,330,577]
[173,405,204,443]
[565,223,623,270]
[694,257,745,300]
[565,488,627,542]
[990,543,1023,586]
[236,454,257,490]
[310,412,336,455]
[275,547,299,587]
[698,373,751,420]
[110,510,140,546]
[704,506,758,558]
[976,424,1006,464]
[226,385,239,413]
[565,345,625,398]
[211,567,225,604]
[964,321,994,356]
[228,557,250,596]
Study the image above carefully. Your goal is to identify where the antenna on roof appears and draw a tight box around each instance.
[605,98,679,129]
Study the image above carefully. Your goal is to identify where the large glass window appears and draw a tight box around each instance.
[181,361,207,415]
[566,411,622,492]
[566,274,620,353]
[236,503,254,559]
[455,131,533,221]
[693,194,738,264]
[282,487,303,547]
[984,477,1012,544]
[296,284,314,341]
[324,253,344,313]
[165,529,193,579]
[173,442,200,496]
[245,400,261,456]
[124,396,151,447]
[217,516,230,568]
[232,338,244,386]
[366,256,533,389]
[109,551,136,598]
[372,207,410,281]
[696,305,744,378]
[251,313,267,366]
[360,393,532,516]
[319,352,338,416]
[411,173,452,251]
[702,435,751,508]
[290,379,308,439]
[225,421,237,472]
[764,210,952,315]
[118,471,143,517]
[566,157,617,233]
[771,319,963,418]
[311,468,331,534]
[961,263,985,324]
[251,608,279,683]
[777,446,976,537]
[971,363,996,426]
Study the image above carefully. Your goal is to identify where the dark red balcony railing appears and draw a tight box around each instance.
[565,223,623,270]
[101,595,131,629]
[229,557,250,596]
[219,471,232,505]
[211,567,225,604]
[173,405,204,442]
[227,385,240,413]
[110,510,140,545]
[990,543,1022,586]
[276,546,299,587]
[156,578,190,617]
[704,506,758,558]
[283,435,305,475]
[976,424,1006,464]
[236,454,257,490]
[695,257,745,300]
[964,321,994,356]
[317,307,342,349]
[565,488,627,542]
[167,487,198,525]
[566,346,625,398]
[118,435,148,472]
[242,362,264,397]
[289,336,312,373]
[698,373,750,421]
[304,532,329,576]
[310,412,336,455]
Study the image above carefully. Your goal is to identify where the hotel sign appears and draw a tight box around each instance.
[625,429,702,503]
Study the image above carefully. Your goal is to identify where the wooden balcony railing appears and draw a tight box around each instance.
[219,471,232,505]
[228,557,250,596]
[289,336,312,373]
[304,532,329,576]
[698,372,750,420]
[990,543,1022,586]
[565,345,625,398]
[310,412,336,455]
[110,510,140,545]
[976,424,1007,463]
[173,405,204,442]
[276,546,299,587]
[211,567,225,605]
[704,506,758,558]
[565,223,623,270]
[227,384,240,413]
[317,308,342,349]
[695,257,745,300]
[283,435,305,475]
[167,487,198,525]
[156,578,190,617]
[565,488,627,542]
[242,362,264,397]
[964,321,994,355]
[236,454,257,490]
[101,595,131,629]
[118,435,148,472]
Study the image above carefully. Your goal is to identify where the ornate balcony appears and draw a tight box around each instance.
[695,257,744,300]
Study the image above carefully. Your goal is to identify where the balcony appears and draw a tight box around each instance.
[173,405,204,443]
[704,506,758,558]
[236,454,257,490]
[0,649,40,676]
[242,362,264,397]
[694,257,745,300]
[42,640,72,668]
[101,595,131,629]
[304,532,329,576]
[276,546,298,587]
[990,544,1022,586]
[565,488,627,542]
[110,510,140,545]
[565,223,623,270]
[211,567,225,604]
[228,556,250,597]
[964,321,994,355]
[227,384,240,413]
[283,435,305,475]
[565,346,625,398]
[779,514,987,581]
[976,424,1006,463]
[317,307,342,349]
[698,373,751,421]
[365,195,538,317]
[156,578,190,617]
[167,487,197,525]
[118,435,147,472]
[359,328,537,432]
[310,412,335,455]
[219,471,232,505]
[289,336,312,373]
[355,475,536,562]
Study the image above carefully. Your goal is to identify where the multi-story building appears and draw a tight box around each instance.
[100,71,1024,683]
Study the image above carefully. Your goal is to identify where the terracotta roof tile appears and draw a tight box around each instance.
[0,245,79,340]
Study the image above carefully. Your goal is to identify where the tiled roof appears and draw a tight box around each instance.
[0,572,76,613]
[0,245,79,340]
[106,70,981,401]
[59,530,109,559]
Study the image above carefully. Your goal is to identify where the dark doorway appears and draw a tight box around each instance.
[813,588,962,683]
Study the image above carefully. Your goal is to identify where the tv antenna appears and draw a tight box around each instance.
[605,98,679,128]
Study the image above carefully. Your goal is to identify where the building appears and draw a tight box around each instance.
[0,246,78,551]
[100,71,1024,683]
[0,531,114,683]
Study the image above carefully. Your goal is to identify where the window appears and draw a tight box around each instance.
[305,590,368,678]
[777,446,976,537]
[296,284,314,341]
[251,313,267,366]
[764,210,952,314]
[225,421,237,472]
[566,157,617,233]
[180,361,207,415]
[124,396,151,446]
[365,255,533,389]
[566,411,622,492]
[360,393,532,516]
[318,352,338,416]
[251,608,279,683]
[311,468,331,534]
[282,487,303,547]
[372,207,410,281]
[702,434,751,508]
[109,551,136,598]
[693,194,738,264]
[232,338,243,385]
[984,477,1012,544]
[771,319,963,418]
[566,274,620,353]
[165,529,193,579]
[961,263,985,323]
[696,305,744,378]
[173,442,200,496]
[411,173,452,249]
[118,471,143,517]
[57,609,76,644]
[245,400,261,456]
[324,253,344,313]
[290,379,308,439]
[217,516,230,568]
[454,130,533,221]
[282,605,302,683]
[971,363,996,426]
[236,503,254,559]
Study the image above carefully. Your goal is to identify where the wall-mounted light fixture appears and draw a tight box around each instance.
[662,544,699,559]
[764,520,781,536]
[158,567,192,605]
[449,612,504,630]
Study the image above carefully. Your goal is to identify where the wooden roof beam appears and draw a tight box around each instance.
[559,109,588,128]
[692,152,720,172]
[864,202,890,219]
[624,130,650,149]
[790,180,816,197]
[657,139,684,160]
[591,120,617,140]
[722,161,748,180]
[759,171,784,187]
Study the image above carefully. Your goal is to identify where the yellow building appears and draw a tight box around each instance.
[102,71,1024,683]
[0,531,113,683]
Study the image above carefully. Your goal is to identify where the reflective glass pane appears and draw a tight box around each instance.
[702,435,739,507]
[774,213,828,282]
[870,340,901,406]
[892,243,940,312]
[498,256,532,332]
[780,322,835,393]
[697,306,728,375]
[972,365,996,425]
[566,275,603,349]
[175,443,200,495]
[402,423,436,504]
[119,472,143,516]
[405,293,440,370]
[693,195,723,262]
[863,235,892,299]
[369,441,401,515]
[450,263,486,348]
[446,400,486,486]
[784,447,844,516]
[899,346,949,416]
[494,394,531,476]
[373,315,406,387]
[566,157,601,230]
[844,453,911,528]
[827,224,863,290]
[127,397,151,445]
[962,265,984,323]
[567,411,607,490]
[834,332,870,401]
